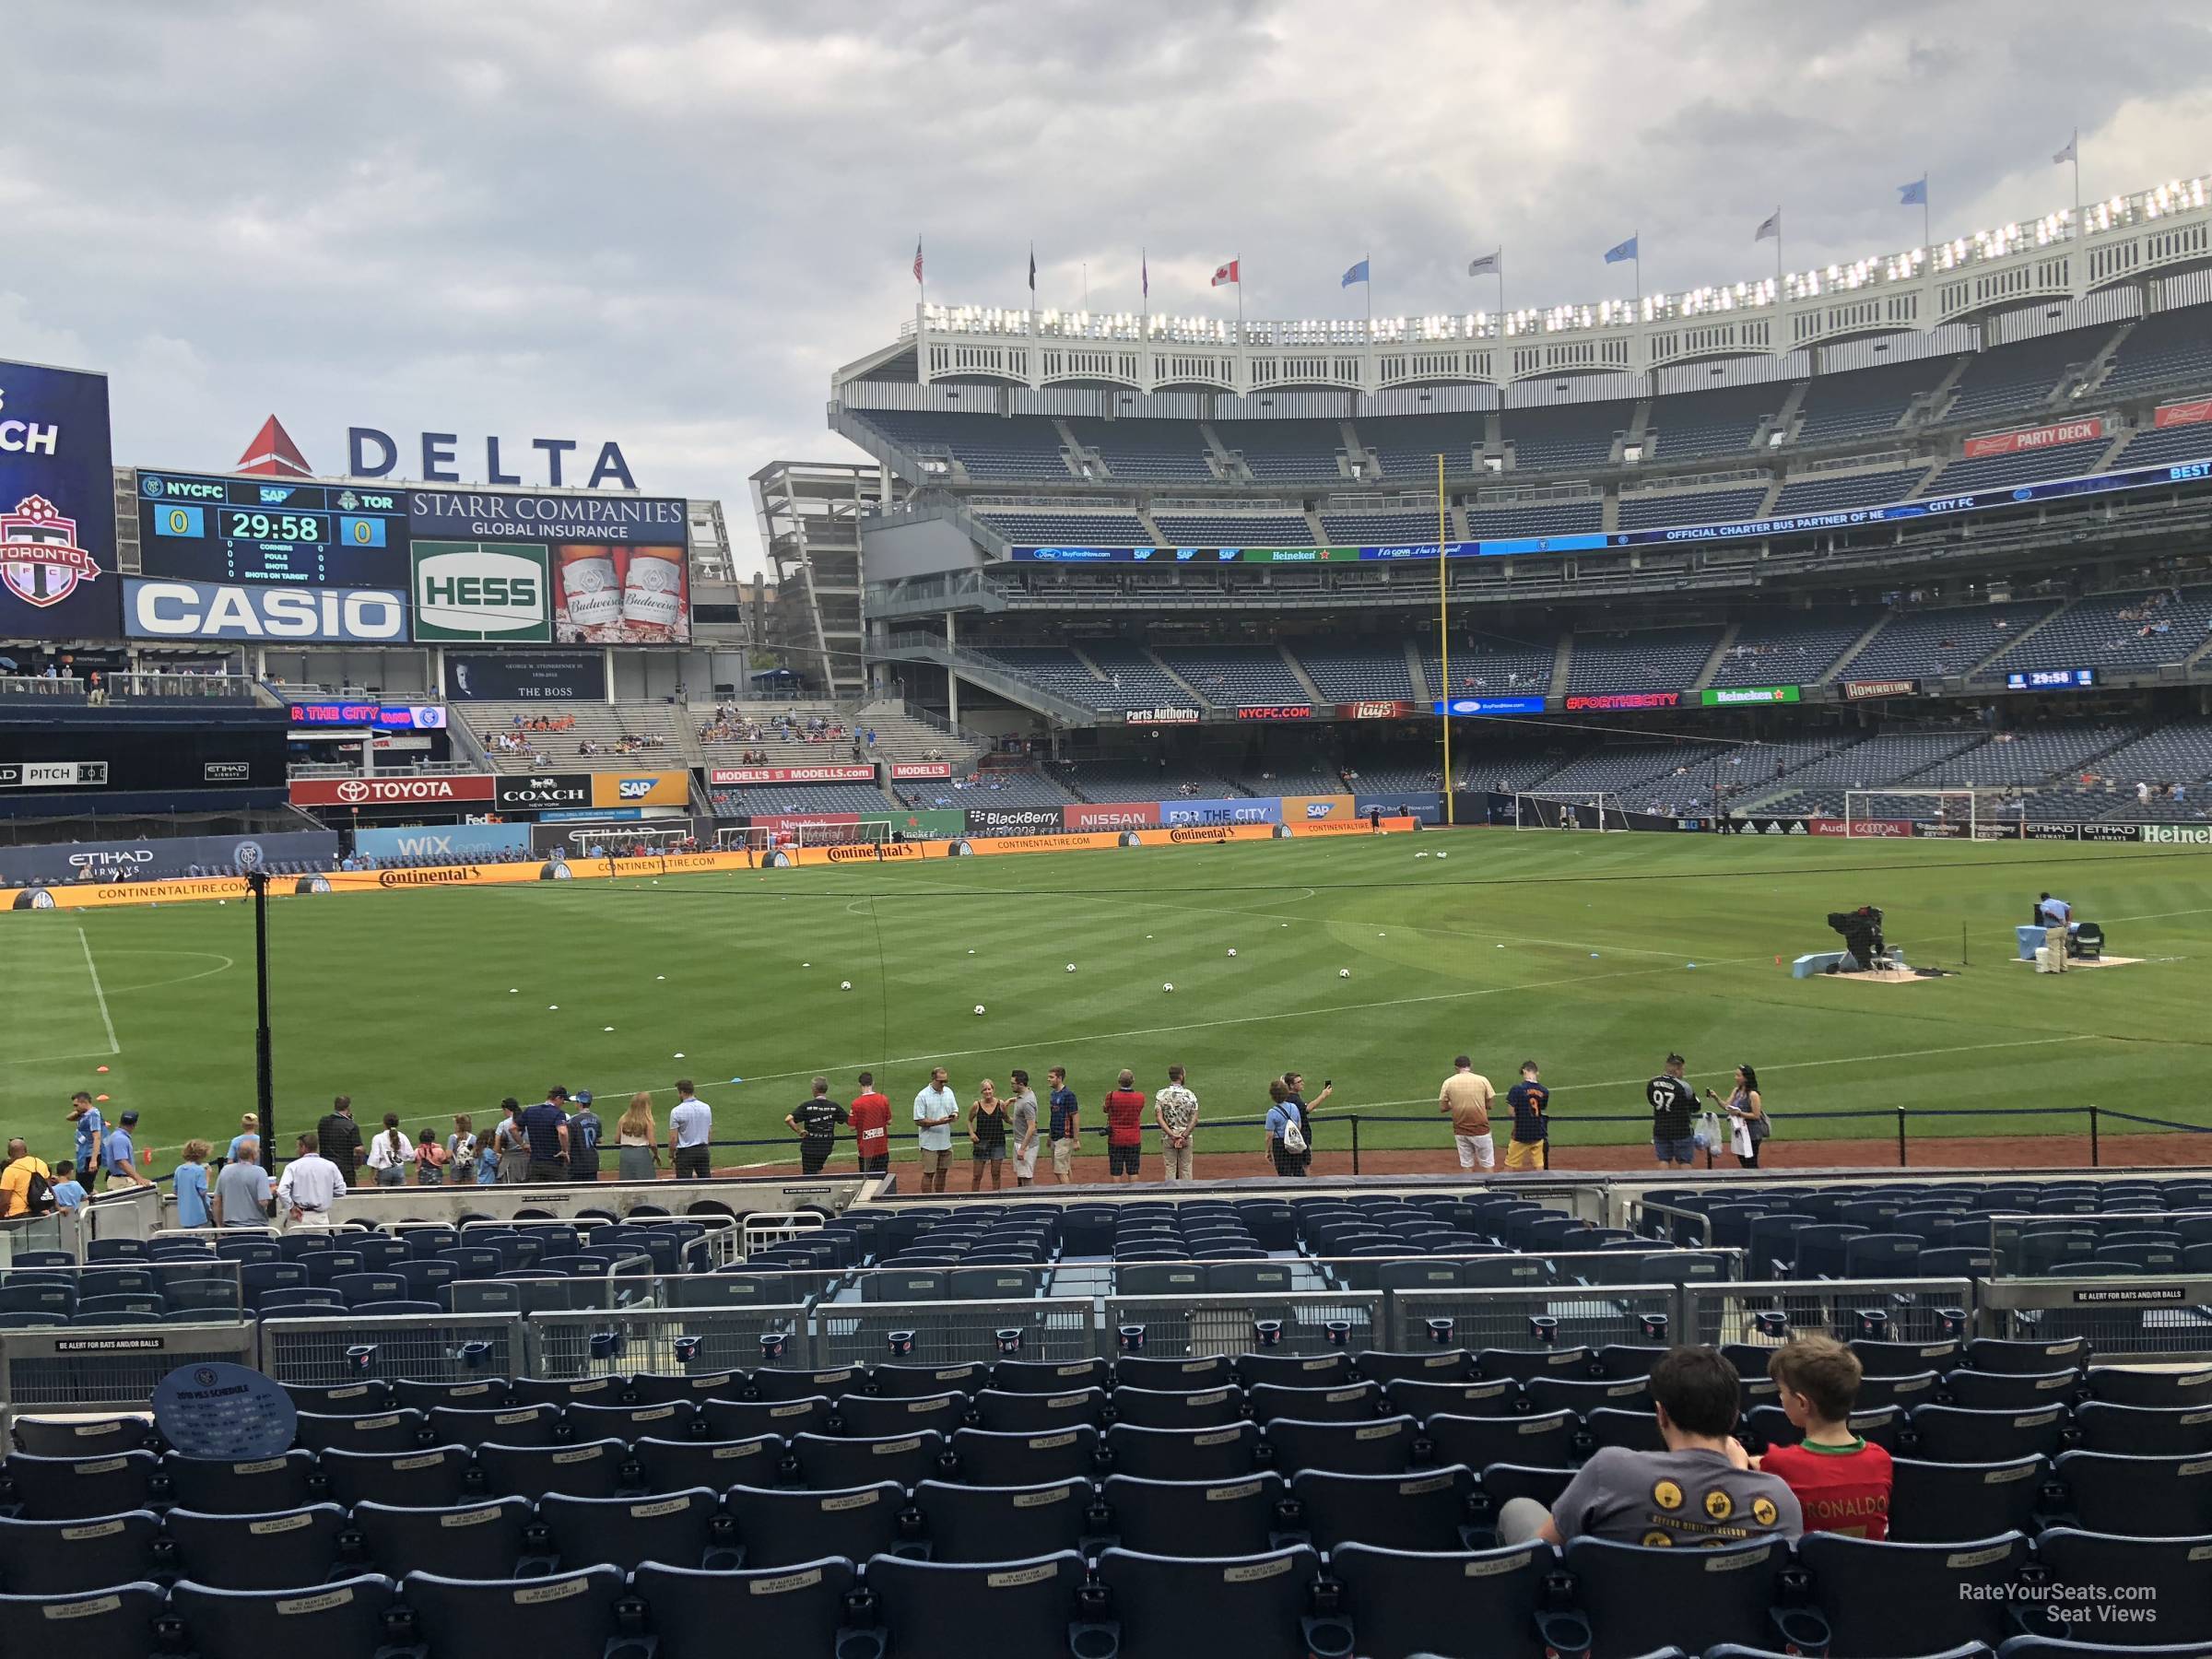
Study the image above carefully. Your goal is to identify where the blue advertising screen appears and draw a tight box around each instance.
[0,359,120,639]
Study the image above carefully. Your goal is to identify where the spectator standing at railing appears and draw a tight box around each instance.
[226,1112,260,1162]
[669,1080,714,1181]
[210,1139,271,1229]
[66,1091,102,1184]
[1154,1065,1198,1182]
[171,1141,214,1226]
[1103,1071,1147,1185]
[567,1092,602,1182]
[617,1093,660,1182]
[1046,1067,1080,1184]
[520,1088,571,1182]
[365,1114,414,1187]
[0,1139,54,1218]
[1006,1070,1040,1186]
[103,1112,149,1190]
[912,1068,959,1194]
[276,1134,343,1231]
[316,1096,362,1185]
[50,1162,85,1213]
[849,1075,892,1175]
[1439,1055,1497,1173]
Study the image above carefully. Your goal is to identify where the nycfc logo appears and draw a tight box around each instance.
[194,1367,219,1387]
[1,496,100,608]
[232,841,266,872]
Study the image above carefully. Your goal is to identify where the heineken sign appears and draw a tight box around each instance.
[1698,685,1802,707]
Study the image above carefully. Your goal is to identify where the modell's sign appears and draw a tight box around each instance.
[1123,706,1200,725]
[1339,700,1409,720]
[289,774,495,806]
[1962,417,2105,459]
[1843,678,1917,701]
[2154,399,2212,429]
[889,762,953,780]
[710,765,873,785]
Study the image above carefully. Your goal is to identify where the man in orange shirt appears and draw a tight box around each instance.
[849,1072,892,1175]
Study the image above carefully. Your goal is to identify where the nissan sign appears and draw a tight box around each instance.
[288,774,495,807]
[125,578,407,641]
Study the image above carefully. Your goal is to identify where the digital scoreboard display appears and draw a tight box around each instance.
[2006,667,2098,690]
[136,471,408,587]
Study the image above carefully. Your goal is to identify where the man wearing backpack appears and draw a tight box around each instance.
[0,1139,55,1218]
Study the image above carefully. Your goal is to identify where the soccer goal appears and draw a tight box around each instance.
[1513,791,1630,831]
[715,825,774,853]
[797,819,891,850]
[1842,789,1976,839]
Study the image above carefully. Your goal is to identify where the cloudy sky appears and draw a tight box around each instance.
[6,0,2207,575]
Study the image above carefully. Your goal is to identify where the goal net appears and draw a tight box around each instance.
[1513,791,1630,831]
[796,819,892,850]
[1842,789,1976,840]
[715,826,774,853]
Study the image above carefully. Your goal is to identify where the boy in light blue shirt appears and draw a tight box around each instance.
[50,1162,86,1212]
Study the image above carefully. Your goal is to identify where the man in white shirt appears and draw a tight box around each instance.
[912,1067,959,1194]
[1153,1065,1199,1182]
[668,1080,713,1181]
[275,1134,344,1231]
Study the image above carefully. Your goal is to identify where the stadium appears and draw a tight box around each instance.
[7,109,2212,1659]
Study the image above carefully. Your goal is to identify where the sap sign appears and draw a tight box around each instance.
[410,545,550,642]
[125,578,406,641]
[347,429,638,489]
[351,823,531,861]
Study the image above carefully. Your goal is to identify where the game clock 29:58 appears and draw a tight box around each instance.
[221,510,325,546]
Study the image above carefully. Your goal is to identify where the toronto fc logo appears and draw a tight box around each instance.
[1,495,100,608]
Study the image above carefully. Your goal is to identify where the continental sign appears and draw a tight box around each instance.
[5,818,1426,909]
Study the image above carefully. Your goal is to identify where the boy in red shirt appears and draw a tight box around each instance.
[848,1072,892,1175]
[1759,1336,1892,1538]
[1102,1069,1147,1185]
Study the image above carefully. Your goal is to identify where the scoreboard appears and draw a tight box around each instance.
[136,471,408,586]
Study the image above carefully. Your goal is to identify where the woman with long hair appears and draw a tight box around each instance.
[1710,1065,1768,1169]
[1264,1077,1309,1178]
[968,1078,1006,1192]
[365,1112,414,1187]
[448,1114,478,1184]
[618,1091,660,1182]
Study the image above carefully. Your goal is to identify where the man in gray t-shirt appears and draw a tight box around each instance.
[212,1145,275,1230]
[1006,1069,1041,1187]
[1499,1347,1803,1547]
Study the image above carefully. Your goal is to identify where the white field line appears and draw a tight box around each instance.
[79,928,120,1056]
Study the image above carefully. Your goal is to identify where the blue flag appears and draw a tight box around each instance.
[1603,235,1638,265]
[1898,177,1927,206]
[1341,258,1370,288]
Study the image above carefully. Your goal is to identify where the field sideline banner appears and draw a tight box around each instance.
[6,816,1418,907]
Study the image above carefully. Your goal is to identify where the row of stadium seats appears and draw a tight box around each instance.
[14,1502,2212,1655]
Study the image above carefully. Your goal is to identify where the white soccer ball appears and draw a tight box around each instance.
[1416,852,1429,859]
[1338,969,1351,979]
[1162,982,1174,993]
[1435,852,1448,860]
[974,1004,986,1015]
[841,981,853,991]
[1227,948,1237,958]
[1065,963,1077,972]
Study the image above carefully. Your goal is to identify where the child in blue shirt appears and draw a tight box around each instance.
[172,1140,213,1228]
[50,1161,86,1212]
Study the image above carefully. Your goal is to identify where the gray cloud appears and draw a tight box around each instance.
[3,0,2207,575]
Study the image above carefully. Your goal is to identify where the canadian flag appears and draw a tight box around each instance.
[1211,258,1240,288]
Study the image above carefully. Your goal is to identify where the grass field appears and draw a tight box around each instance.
[5,831,2209,1175]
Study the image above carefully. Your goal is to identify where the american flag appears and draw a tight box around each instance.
[912,238,924,285]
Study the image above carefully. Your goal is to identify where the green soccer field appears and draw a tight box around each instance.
[5,831,2209,1174]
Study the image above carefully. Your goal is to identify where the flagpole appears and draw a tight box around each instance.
[1437,451,1452,829]
[1365,250,1372,341]
[1923,174,1931,251]
[1633,230,1641,310]
[2071,129,2082,233]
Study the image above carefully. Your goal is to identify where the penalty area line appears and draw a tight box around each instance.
[80,928,120,1057]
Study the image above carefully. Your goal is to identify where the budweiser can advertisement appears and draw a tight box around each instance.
[554,541,689,643]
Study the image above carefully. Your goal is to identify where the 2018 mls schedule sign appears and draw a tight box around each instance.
[0,359,120,640]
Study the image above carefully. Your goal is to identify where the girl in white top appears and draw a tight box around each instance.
[364,1112,415,1187]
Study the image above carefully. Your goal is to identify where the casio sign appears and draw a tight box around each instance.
[126,580,406,642]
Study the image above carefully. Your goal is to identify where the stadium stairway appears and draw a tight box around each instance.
[1548,634,1573,699]
[1403,640,1431,704]
[1277,645,1326,707]
[1824,611,1898,683]
[1971,603,2076,680]
[1143,652,1209,708]
[1688,625,1740,691]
